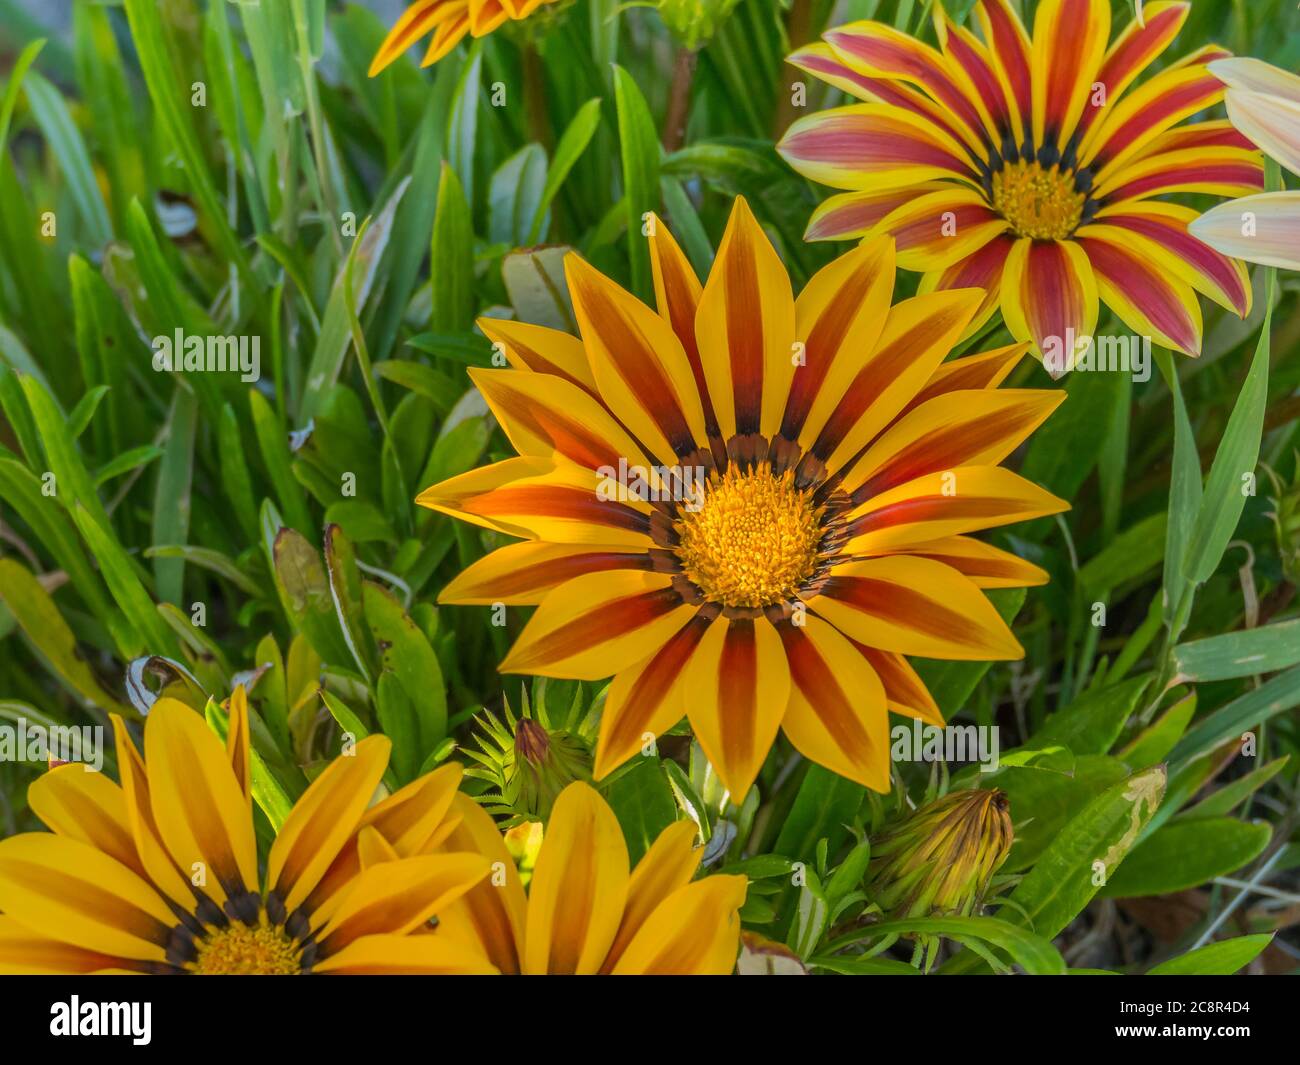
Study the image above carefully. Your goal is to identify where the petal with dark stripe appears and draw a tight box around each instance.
[469,367,651,473]
[499,571,695,680]
[1030,0,1110,151]
[809,556,1023,660]
[855,644,944,725]
[593,614,711,779]
[694,197,797,439]
[824,21,992,152]
[841,388,1064,504]
[683,616,791,800]
[802,289,983,473]
[1091,202,1250,315]
[871,535,1050,589]
[975,0,1033,145]
[647,213,717,432]
[1098,145,1264,202]
[1000,238,1098,371]
[783,236,895,441]
[876,186,1008,271]
[477,316,597,393]
[843,465,1069,553]
[440,541,651,606]
[804,185,946,242]
[916,235,1017,342]
[1076,231,1203,355]
[1074,1,1190,142]
[1083,60,1226,181]
[778,104,980,192]
[778,616,889,791]
[369,0,461,76]
[901,342,1030,417]
[566,253,708,463]
[417,456,655,547]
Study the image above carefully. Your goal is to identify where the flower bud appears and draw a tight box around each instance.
[865,789,1013,923]
[657,0,742,50]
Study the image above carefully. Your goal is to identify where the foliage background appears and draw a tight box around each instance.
[0,0,1298,974]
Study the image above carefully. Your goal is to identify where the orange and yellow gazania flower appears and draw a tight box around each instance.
[429,781,747,974]
[778,0,1263,366]
[418,196,1067,799]
[370,0,562,75]
[0,690,493,974]
[1191,58,1300,271]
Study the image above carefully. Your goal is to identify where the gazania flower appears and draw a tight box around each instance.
[0,690,493,974]
[418,197,1066,798]
[370,0,563,75]
[778,0,1263,367]
[1190,58,1300,270]
[430,781,747,973]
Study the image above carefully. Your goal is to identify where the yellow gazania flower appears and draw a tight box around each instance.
[418,196,1067,798]
[1190,58,1300,271]
[429,781,748,974]
[778,0,1263,367]
[370,0,562,75]
[0,689,493,975]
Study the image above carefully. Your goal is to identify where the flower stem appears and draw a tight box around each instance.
[662,45,697,153]
[522,40,551,150]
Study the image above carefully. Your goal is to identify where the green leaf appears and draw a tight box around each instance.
[612,64,660,300]
[323,523,380,683]
[430,161,475,334]
[1101,818,1272,898]
[271,527,355,668]
[870,916,1066,975]
[773,764,865,862]
[604,757,678,865]
[1169,665,1300,765]
[1179,756,1289,821]
[1147,934,1274,975]
[363,580,448,750]
[528,97,603,244]
[1174,619,1300,682]
[489,144,548,246]
[152,390,198,606]
[1023,676,1150,757]
[249,388,314,536]
[0,559,132,715]
[1157,348,1201,630]
[1183,276,1275,585]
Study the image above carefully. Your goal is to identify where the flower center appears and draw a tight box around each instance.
[675,465,821,608]
[990,159,1086,241]
[191,921,302,975]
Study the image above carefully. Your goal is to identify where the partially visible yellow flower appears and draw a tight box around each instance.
[431,781,748,974]
[370,0,563,75]
[1190,58,1300,271]
[778,0,1262,366]
[0,689,492,974]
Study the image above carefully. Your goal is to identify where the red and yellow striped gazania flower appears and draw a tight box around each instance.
[370,0,562,75]
[778,0,1263,368]
[0,691,493,974]
[1190,59,1300,271]
[418,197,1067,799]
[429,782,748,974]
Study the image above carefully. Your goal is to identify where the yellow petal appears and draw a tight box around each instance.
[144,698,258,904]
[524,781,629,974]
[432,794,527,974]
[316,853,490,953]
[0,916,131,974]
[683,615,791,801]
[610,875,748,975]
[265,734,391,914]
[28,764,144,879]
[0,833,172,963]
[603,820,700,972]
[313,931,497,974]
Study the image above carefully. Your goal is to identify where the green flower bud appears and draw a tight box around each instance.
[865,789,1013,923]
[657,0,743,50]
